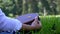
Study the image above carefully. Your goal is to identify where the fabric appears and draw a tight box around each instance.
[16,13,38,24]
[0,8,22,32]
[0,31,16,34]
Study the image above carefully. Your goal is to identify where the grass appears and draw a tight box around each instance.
[19,16,60,34]
[40,16,60,34]
[40,16,56,34]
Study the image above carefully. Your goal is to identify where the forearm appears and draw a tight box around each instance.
[21,24,35,30]
[21,22,42,31]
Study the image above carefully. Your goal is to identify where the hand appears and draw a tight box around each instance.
[31,16,42,29]
[31,16,38,26]
[21,16,42,31]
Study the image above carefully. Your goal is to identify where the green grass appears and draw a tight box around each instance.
[40,16,56,34]
[40,16,60,34]
[20,16,60,34]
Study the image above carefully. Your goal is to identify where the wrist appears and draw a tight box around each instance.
[31,25,36,30]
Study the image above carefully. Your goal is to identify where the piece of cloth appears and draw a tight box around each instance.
[0,32,13,34]
[0,8,22,32]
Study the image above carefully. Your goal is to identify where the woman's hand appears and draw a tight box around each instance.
[21,16,42,31]
[31,16,42,29]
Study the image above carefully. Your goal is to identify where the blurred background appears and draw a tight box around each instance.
[0,0,60,34]
[0,0,60,17]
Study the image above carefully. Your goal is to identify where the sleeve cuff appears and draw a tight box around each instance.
[14,20,22,31]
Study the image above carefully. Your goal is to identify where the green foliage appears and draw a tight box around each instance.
[40,16,55,34]
[40,16,60,34]
[0,0,60,16]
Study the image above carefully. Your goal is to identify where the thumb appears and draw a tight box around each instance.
[34,16,38,22]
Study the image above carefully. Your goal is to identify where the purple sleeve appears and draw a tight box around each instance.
[0,8,22,32]
[2,17,22,32]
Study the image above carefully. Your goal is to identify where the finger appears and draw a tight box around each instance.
[35,16,38,22]
[32,16,38,24]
